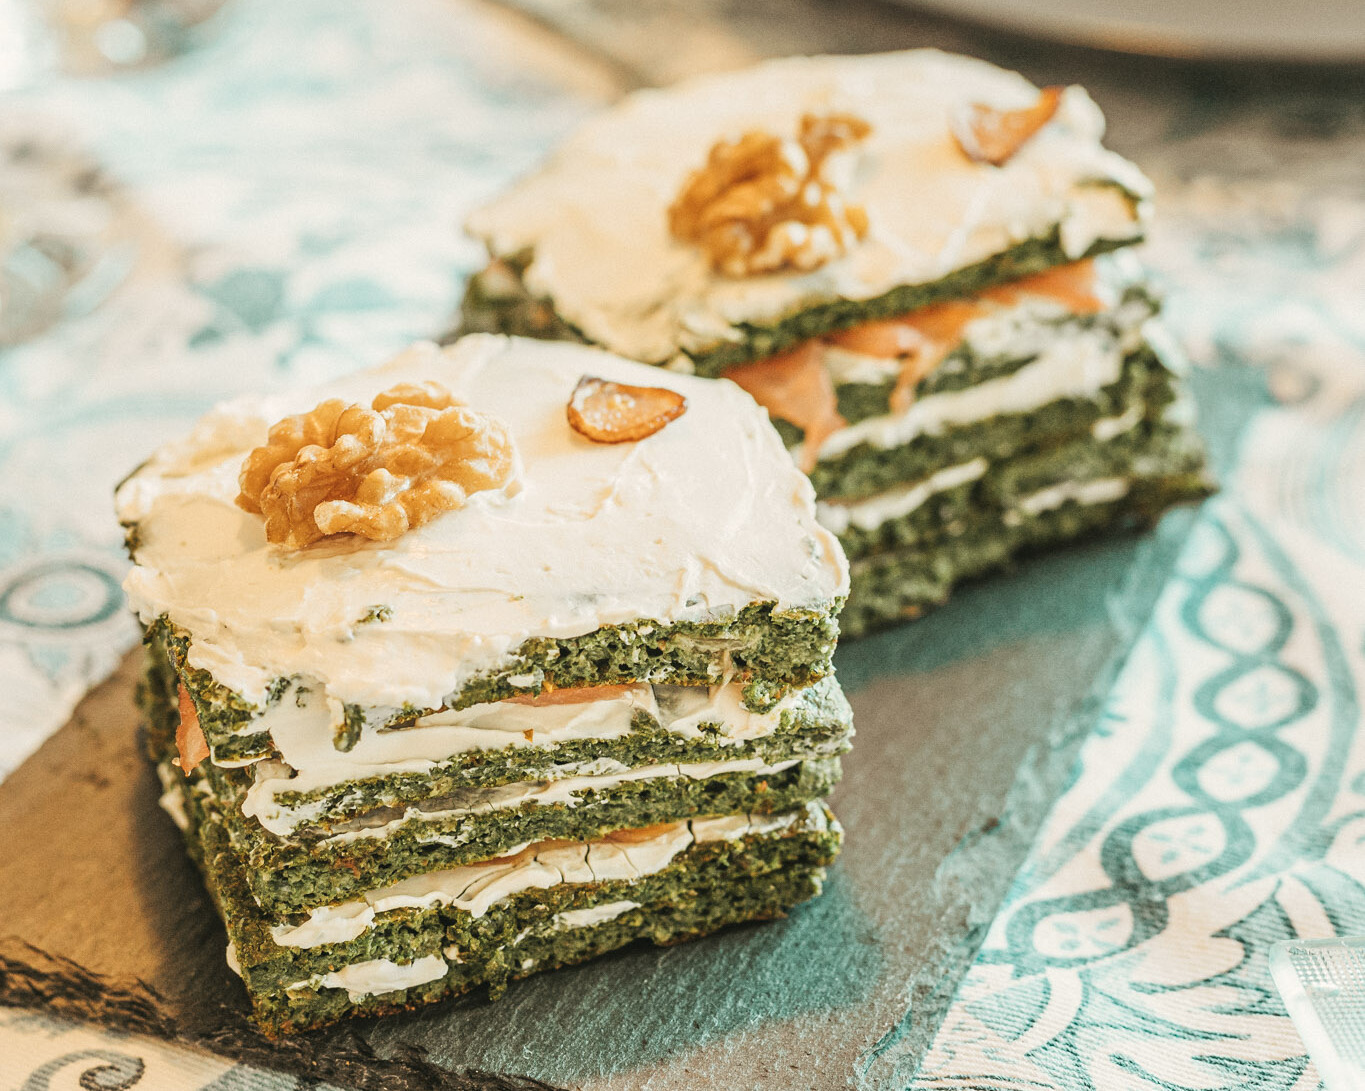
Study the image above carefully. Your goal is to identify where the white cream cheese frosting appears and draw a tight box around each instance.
[117,336,848,712]
[467,50,1152,365]
[269,806,811,949]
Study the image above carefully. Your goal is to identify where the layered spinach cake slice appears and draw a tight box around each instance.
[461,50,1210,633]
[118,334,852,1033]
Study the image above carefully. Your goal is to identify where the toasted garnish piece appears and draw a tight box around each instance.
[505,684,636,706]
[952,85,1064,167]
[176,684,210,775]
[567,375,687,443]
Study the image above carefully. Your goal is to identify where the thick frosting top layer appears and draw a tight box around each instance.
[118,336,848,709]
[467,50,1153,365]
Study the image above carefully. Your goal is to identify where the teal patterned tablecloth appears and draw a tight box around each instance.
[1,1,1363,1087]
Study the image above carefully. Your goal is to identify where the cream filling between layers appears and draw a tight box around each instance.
[286,954,450,1002]
[551,900,640,930]
[467,51,1151,364]
[116,337,848,714]
[269,808,810,950]
[314,756,800,846]
[817,459,988,535]
[795,324,1124,466]
[1014,477,1129,517]
[238,678,811,835]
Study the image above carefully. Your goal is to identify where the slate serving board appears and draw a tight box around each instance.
[0,368,1251,1090]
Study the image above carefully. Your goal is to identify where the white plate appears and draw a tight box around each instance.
[901,0,1365,63]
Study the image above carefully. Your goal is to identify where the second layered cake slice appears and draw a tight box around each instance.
[118,334,851,1035]
[462,50,1212,635]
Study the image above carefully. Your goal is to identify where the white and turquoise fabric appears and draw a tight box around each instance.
[1,0,1363,1086]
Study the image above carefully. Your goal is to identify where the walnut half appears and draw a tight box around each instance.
[237,381,517,549]
[669,112,873,277]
